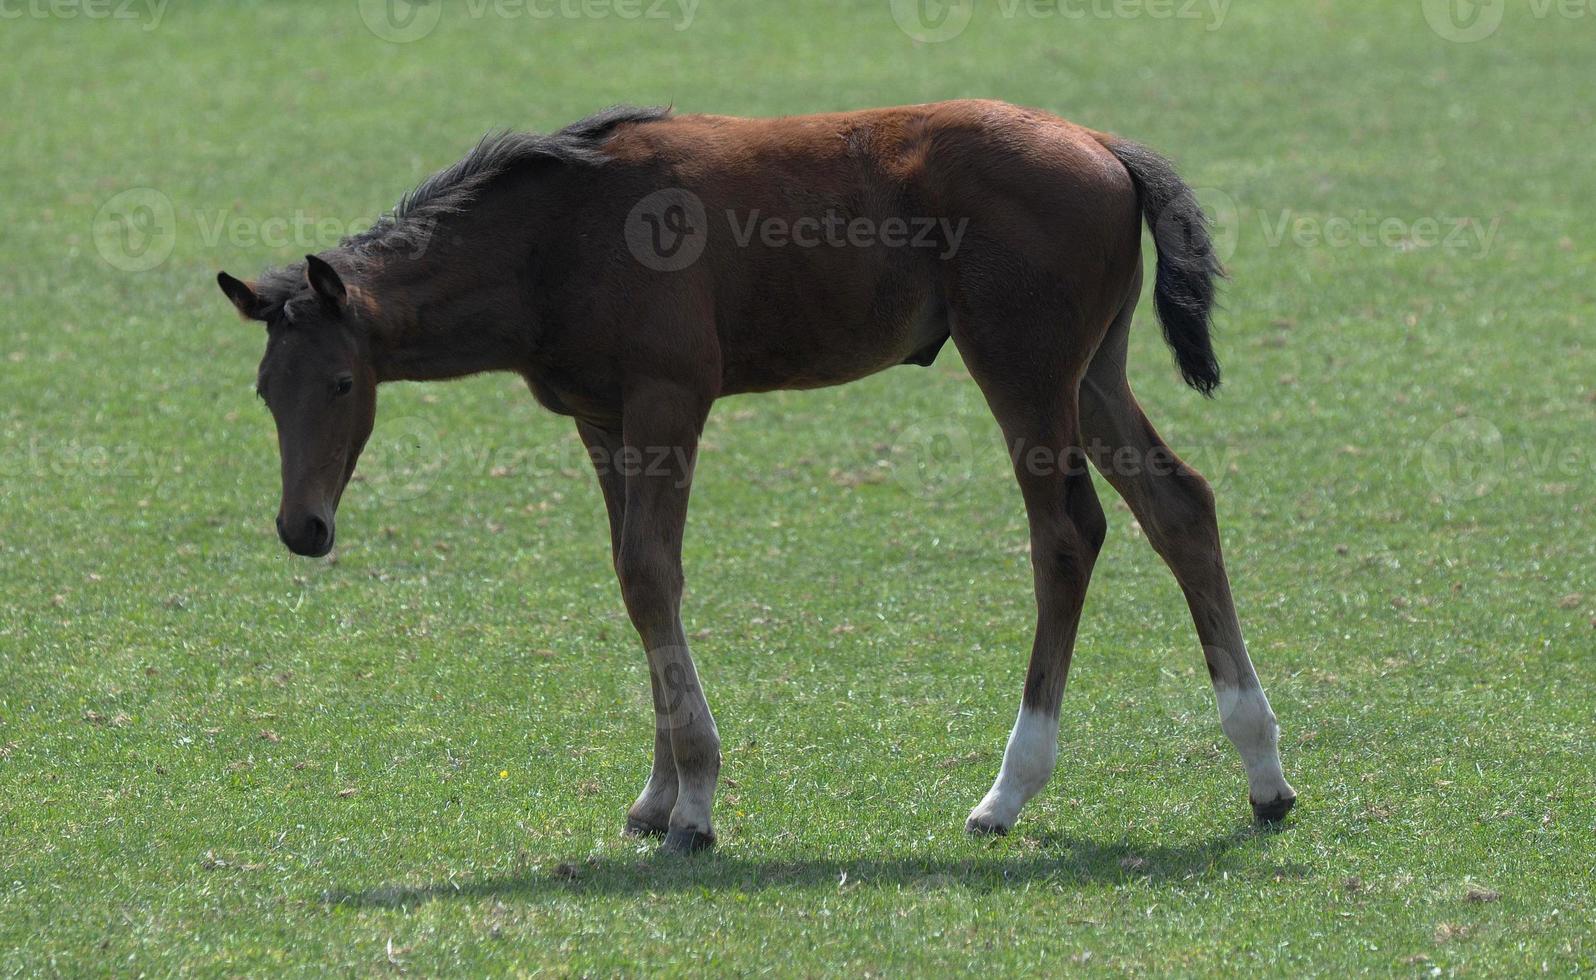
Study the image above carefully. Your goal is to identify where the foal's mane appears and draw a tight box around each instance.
[343,104,670,257]
[251,104,670,316]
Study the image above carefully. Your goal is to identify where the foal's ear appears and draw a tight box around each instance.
[304,254,348,311]
[217,271,268,321]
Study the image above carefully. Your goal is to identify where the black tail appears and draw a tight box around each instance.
[1101,138,1224,396]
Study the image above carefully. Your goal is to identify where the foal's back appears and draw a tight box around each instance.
[587,101,1143,394]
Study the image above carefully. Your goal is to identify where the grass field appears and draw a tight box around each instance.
[3,0,1594,974]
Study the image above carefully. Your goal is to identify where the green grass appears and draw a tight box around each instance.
[2,0,1593,974]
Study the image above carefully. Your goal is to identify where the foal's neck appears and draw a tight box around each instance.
[357,205,543,385]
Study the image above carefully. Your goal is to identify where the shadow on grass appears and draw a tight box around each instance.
[325,823,1295,909]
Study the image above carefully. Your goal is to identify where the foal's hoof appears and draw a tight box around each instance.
[623,815,669,839]
[964,815,1011,836]
[1252,793,1297,824]
[660,827,717,854]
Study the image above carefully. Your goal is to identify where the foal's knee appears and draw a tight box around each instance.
[1037,523,1098,593]
[1142,468,1221,559]
[1070,474,1108,556]
[616,542,683,626]
[1046,471,1106,586]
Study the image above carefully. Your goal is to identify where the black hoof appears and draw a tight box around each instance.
[1252,793,1297,824]
[965,816,1010,836]
[660,826,717,854]
[623,815,669,839]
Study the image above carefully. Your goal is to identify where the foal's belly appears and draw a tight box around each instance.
[715,271,950,395]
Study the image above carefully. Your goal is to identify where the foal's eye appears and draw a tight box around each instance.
[334,374,354,397]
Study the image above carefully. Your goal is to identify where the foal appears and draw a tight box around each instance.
[218,101,1295,853]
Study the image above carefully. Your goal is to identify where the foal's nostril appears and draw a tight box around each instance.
[278,514,333,556]
[305,515,330,552]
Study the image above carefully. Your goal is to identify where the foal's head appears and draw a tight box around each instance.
[217,256,377,558]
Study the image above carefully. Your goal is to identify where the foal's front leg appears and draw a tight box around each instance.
[578,420,678,838]
[611,387,720,853]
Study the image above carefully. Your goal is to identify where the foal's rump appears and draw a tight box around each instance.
[908,101,1146,349]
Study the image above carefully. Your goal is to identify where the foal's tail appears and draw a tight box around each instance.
[1099,137,1225,396]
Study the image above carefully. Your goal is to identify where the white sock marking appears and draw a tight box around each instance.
[1216,684,1293,802]
[967,706,1059,830]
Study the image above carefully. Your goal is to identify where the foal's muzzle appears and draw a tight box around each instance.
[277,512,334,558]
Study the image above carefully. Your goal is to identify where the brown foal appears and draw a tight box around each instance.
[218,101,1295,853]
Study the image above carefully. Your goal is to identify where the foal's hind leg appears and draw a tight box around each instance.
[1080,296,1296,822]
[954,324,1108,835]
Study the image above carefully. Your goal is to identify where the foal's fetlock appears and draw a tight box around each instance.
[964,813,1012,836]
[624,784,677,838]
[964,792,1020,836]
[660,825,717,854]
[1250,791,1297,825]
[623,812,670,838]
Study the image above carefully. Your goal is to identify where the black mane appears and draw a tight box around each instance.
[252,105,669,316]
[344,104,670,255]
